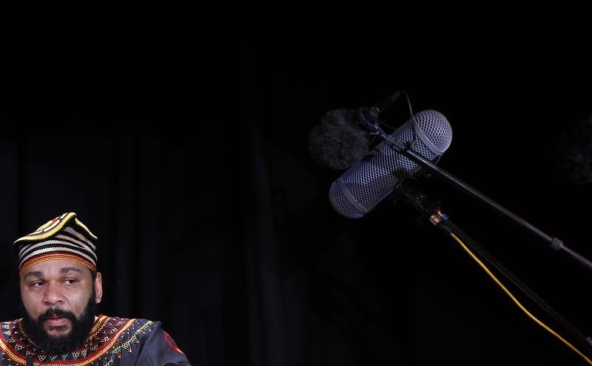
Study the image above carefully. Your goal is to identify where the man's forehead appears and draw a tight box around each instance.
[22,259,89,276]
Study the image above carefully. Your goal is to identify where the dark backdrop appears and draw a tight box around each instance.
[2,21,592,365]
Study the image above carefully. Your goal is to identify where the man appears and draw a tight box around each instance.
[0,212,192,365]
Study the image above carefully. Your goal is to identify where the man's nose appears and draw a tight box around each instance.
[42,282,65,306]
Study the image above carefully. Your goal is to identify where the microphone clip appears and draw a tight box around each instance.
[357,91,403,135]
[357,106,381,133]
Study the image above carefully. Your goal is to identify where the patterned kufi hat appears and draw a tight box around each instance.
[13,212,98,275]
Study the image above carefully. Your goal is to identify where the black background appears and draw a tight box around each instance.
[1,15,592,365]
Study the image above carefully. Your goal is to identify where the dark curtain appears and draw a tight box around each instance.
[0,110,243,365]
[240,39,592,366]
[1,34,592,366]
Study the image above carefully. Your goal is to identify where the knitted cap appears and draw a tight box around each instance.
[13,212,98,275]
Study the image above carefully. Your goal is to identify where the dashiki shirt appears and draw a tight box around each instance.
[0,314,191,365]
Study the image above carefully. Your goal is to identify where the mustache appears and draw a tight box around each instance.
[37,308,76,322]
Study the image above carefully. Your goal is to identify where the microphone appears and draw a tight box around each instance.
[308,91,403,170]
[329,109,453,218]
[308,108,371,170]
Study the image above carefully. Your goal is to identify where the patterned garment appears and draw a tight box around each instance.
[0,314,191,365]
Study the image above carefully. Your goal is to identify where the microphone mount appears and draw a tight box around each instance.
[357,91,402,134]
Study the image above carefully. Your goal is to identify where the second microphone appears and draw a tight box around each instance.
[329,110,453,219]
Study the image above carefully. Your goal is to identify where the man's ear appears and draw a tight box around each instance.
[94,272,103,304]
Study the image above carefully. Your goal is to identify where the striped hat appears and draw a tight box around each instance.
[13,212,98,275]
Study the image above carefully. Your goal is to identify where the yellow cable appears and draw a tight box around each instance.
[449,232,592,365]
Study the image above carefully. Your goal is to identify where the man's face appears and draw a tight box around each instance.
[19,259,103,353]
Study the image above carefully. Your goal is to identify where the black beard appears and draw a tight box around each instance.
[21,293,97,354]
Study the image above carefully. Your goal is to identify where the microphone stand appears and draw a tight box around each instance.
[395,178,592,359]
[357,98,592,359]
[377,130,592,272]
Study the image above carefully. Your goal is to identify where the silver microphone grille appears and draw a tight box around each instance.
[329,110,453,218]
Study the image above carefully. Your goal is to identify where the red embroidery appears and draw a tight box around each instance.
[164,331,185,354]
